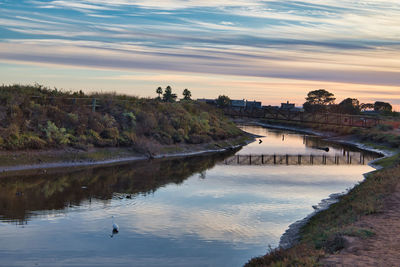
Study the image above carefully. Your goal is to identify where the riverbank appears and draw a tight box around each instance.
[0,134,254,176]
[243,119,400,266]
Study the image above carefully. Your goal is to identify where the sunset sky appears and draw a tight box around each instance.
[0,0,399,109]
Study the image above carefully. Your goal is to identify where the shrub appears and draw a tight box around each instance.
[377,124,394,131]
[120,131,137,146]
[122,112,136,128]
[87,129,103,146]
[42,121,72,145]
[20,133,47,149]
[101,127,120,140]
[4,132,46,150]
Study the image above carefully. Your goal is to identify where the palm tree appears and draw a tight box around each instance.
[162,86,177,102]
[156,86,163,99]
[182,88,192,101]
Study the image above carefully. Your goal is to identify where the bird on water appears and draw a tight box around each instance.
[110,216,119,237]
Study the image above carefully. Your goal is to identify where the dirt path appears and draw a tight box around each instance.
[323,182,400,266]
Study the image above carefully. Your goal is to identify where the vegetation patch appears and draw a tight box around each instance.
[0,84,244,155]
[373,154,400,168]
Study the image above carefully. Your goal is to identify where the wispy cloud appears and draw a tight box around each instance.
[0,0,399,105]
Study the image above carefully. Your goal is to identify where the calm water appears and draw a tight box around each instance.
[0,126,377,267]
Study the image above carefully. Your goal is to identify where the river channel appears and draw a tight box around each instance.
[0,125,379,266]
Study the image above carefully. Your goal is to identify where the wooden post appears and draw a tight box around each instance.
[298,155,301,165]
[261,155,264,164]
[273,154,276,164]
[249,155,252,165]
[92,98,97,112]
[286,154,289,165]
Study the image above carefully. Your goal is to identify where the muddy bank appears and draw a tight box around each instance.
[0,135,254,175]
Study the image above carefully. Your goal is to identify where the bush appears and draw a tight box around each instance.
[377,124,394,131]
[4,132,46,150]
[321,233,346,253]
[43,121,72,145]
[22,134,47,149]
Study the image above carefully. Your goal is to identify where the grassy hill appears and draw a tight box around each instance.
[0,84,243,153]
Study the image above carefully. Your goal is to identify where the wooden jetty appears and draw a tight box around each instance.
[219,154,378,166]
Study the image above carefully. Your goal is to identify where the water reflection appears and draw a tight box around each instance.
[238,125,378,158]
[0,126,380,267]
[0,150,237,224]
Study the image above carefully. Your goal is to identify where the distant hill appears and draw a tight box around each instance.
[0,84,243,152]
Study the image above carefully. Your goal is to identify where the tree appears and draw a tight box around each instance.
[305,89,336,105]
[374,101,392,112]
[303,89,335,112]
[338,98,360,114]
[182,88,192,101]
[156,86,163,99]
[360,103,374,111]
[216,95,231,108]
[162,86,177,102]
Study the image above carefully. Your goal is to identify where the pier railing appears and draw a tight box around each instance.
[219,154,378,166]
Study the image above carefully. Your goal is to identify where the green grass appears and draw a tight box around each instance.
[373,153,400,168]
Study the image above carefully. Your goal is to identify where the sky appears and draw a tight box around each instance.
[0,0,399,109]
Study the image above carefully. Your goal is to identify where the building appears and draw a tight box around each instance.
[231,99,246,109]
[246,100,262,109]
[281,101,295,110]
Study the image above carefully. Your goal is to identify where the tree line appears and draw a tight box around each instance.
[303,89,395,115]
[156,86,192,102]
[154,86,396,116]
